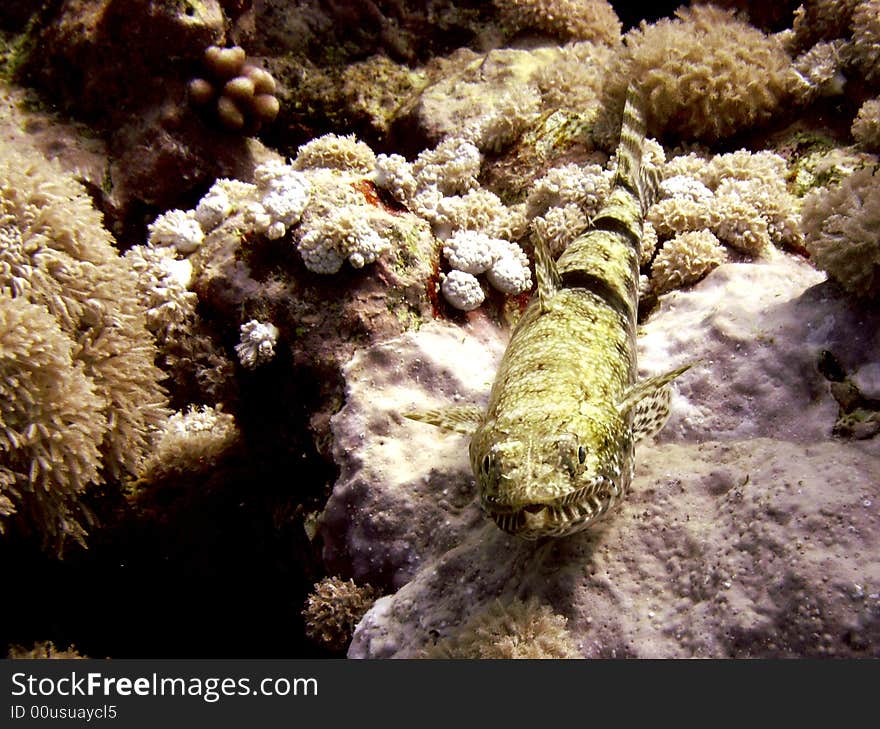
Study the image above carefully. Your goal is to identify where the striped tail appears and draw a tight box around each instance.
[615,85,660,216]
[550,85,656,323]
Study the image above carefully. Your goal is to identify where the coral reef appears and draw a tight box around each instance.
[135,405,239,486]
[494,0,621,45]
[420,598,581,659]
[334,254,880,658]
[0,139,168,552]
[440,231,532,309]
[5,1,880,662]
[235,320,280,369]
[597,5,796,143]
[852,0,880,83]
[650,230,727,294]
[189,45,280,132]
[303,577,381,653]
[802,165,880,298]
[852,98,880,151]
[7,640,86,659]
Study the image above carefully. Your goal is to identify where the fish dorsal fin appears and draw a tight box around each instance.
[618,364,693,442]
[533,232,561,313]
[404,404,484,436]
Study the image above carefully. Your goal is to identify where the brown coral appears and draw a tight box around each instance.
[0,294,104,548]
[790,0,859,52]
[302,577,382,652]
[598,5,796,143]
[422,597,581,659]
[0,139,168,551]
[494,0,622,45]
[852,98,880,151]
[189,45,280,131]
[852,0,880,83]
[802,165,880,298]
[7,640,86,659]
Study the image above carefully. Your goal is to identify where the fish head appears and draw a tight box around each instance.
[471,429,632,539]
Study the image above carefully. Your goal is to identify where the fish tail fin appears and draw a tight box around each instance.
[615,85,660,215]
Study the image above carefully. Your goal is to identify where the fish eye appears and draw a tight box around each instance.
[578,445,587,464]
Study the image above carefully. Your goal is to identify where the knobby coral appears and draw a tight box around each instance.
[0,140,168,551]
[189,45,280,131]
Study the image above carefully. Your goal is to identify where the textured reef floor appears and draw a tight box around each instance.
[334,253,880,657]
[1,1,879,658]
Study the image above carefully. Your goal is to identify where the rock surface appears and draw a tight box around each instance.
[321,252,880,657]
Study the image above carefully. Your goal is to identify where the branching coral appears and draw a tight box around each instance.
[494,0,622,45]
[791,40,848,101]
[147,209,205,254]
[421,598,581,659]
[0,140,168,551]
[802,165,880,298]
[598,5,796,143]
[189,45,280,131]
[302,577,381,652]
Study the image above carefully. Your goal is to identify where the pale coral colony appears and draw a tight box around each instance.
[1,0,879,659]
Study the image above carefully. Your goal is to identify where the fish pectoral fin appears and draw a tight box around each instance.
[533,231,561,314]
[618,363,694,442]
[403,404,483,436]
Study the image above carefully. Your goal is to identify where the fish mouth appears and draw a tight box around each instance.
[483,480,620,539]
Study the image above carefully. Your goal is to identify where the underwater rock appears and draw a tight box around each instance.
[351,437,880,658]
[16,0,225,124]
[321,317,507,588]
[322,251,880,657]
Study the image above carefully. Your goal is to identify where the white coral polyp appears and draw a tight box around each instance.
[235,319,280,369]
[147,209,204,254]
[254,162,312,228]
[486,241,532,295]
[412,137,482,196]
[659,175,714,203]
[441,269,485,311]
[298,207,390,274]
[442,230,500,274]
[526,163,610,218]
[373,153,417,204]
[194,185,233,231]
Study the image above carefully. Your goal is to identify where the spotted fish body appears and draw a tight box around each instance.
[408,87,690,539]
